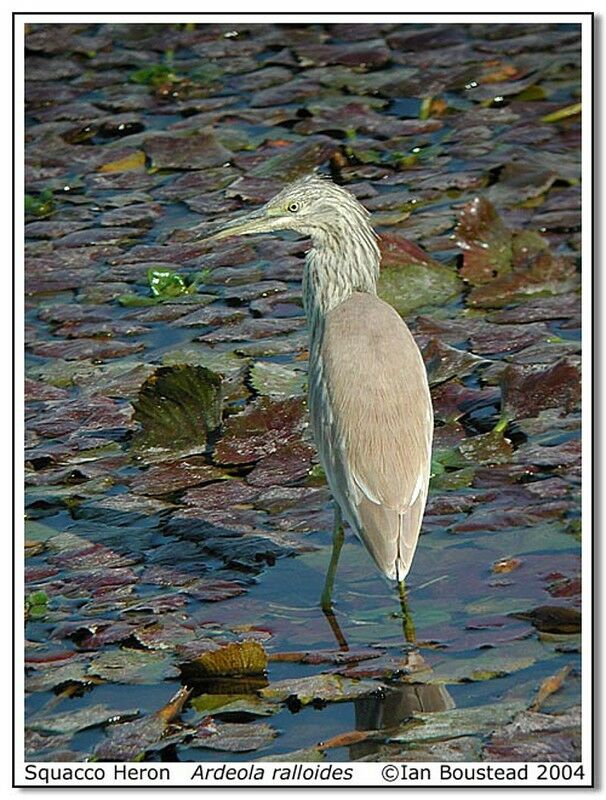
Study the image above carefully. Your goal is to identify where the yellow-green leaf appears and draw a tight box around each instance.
[541,103,581,123]
[98,150,146,173]
[186,641,268,677]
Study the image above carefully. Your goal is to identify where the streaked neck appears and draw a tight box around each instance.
[302,220,380,330]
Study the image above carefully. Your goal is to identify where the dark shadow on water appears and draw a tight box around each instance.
[350,683,455,759]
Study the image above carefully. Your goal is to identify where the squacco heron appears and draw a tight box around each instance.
[207,175,433,631]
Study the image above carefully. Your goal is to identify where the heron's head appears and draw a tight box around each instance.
[206,174,374,244]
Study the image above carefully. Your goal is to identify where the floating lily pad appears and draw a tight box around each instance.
[131,365,222,459]
[511,606,581,634]
[94,687,191,761]
[28,704,139,735]
[98,150,146,173]
[191,694,277,718]
[501,360,581,421]
[458,430,514,466]
[455,197,579,308]
[143,131,233,170]
[260,674,384,705]
[214,397,307,465]
[485,706,581,761]
[88,648,180,684]
[249,361,307,398]
[414,652,536,685]
[131,458,226,496]
[261,747,325,762]
[192,720,277,753]
[378,263,460,317]
[423,338,487,386]
[378,233,461,316]
[182,641,268,678]
[389,701,526,743]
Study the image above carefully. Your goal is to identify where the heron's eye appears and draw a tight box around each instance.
[287,202,300,213]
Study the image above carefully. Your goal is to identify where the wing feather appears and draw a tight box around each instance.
[310,292,433,580]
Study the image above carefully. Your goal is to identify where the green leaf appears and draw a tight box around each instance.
[183,641,268,678]
[378,262,461,317]
[25,189,54,217]
[28,591,48,606]
[541,103,581,123]
[131,365,223,460]
[148,268,195,299]
[130,64,176,86]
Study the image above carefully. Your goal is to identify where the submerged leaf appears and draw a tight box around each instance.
[191,694,277,717]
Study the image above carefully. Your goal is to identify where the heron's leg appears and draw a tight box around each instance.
[320,505,348,651]
[321,504,344,614]
[398,580,416,645]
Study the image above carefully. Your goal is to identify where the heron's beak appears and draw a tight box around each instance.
[202,207,283,242]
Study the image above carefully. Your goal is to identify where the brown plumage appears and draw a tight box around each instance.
[312,292,432,579]
[208,174,433,583]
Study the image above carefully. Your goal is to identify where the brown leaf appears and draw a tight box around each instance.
[492,558,522,574]
[214,397,307,465]
[455,196,512,286]
[530,665,571,711]
[501,360,581,421]
[511,606,581,634]
[317,729,376,751]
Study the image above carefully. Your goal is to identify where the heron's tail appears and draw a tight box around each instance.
[356,493,425,581]
[394,497,426,581]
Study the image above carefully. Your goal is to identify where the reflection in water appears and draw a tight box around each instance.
[350,682,455,759]
[322,577,455,760]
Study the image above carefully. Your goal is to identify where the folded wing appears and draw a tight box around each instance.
[312,292,433,580]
